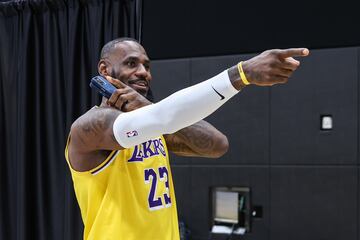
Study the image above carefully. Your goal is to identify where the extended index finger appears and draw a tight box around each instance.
[277,48,310,58]
[104,75,127,89]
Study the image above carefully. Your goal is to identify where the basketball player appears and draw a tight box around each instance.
[65,38,309,240]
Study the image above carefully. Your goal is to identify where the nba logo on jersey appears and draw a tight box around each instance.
[126,130,138,138]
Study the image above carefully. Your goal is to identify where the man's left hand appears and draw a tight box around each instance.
[105,76,152,112]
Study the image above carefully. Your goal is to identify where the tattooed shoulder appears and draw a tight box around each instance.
[71,107,120,142]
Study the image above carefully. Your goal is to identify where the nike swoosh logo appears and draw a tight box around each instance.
[211,85,225,100]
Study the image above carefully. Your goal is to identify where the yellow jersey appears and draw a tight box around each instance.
[65,135,180,240]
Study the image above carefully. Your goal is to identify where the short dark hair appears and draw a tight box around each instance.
[100,37,139,59]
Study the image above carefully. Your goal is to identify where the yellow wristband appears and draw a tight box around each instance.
[237,61,250,85]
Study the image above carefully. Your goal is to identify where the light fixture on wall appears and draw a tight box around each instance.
[320,115,333,130]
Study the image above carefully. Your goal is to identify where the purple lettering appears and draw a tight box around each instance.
[144,168,163,210]
[153,139,160,155]
[158,139,166,156]
[159,166,171,206]
[142,140,155,158]
[128,138,166,162]
[128,145,144,162]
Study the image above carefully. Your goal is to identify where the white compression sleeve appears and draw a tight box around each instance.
[113,70,239,148]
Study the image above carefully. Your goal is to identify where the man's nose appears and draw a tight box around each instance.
[135,64,148,77]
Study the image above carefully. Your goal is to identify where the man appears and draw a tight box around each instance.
[65,37,309,240]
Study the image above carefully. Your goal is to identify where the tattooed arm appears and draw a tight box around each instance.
[164,120,229,158]
[68,80,153,172]
[67,107,125,171]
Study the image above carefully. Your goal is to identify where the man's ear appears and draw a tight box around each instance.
[98,59,110,76]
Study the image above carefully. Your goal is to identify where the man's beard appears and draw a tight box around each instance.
[146,88,154,103]
[110,70,154,103]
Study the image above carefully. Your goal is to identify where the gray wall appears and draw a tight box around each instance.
[150,47,359,240]
[142,0,360,59]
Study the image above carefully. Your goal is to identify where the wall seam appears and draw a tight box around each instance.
[268,86,272,240]
[356,47,359,240]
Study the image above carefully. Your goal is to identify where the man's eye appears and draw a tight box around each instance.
[127,61,136,67]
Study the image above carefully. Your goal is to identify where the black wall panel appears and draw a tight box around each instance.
[189,166,270,240]
[171,166,192,226]
[150,59,191,165]
[150,59,191,101]
[358,167,360,240]
[150,47,360,240]
[190,55,270,165]
[271,48,358,165]
[270,167,358,240]
[143,0,360,59]
[358,48,360,167]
